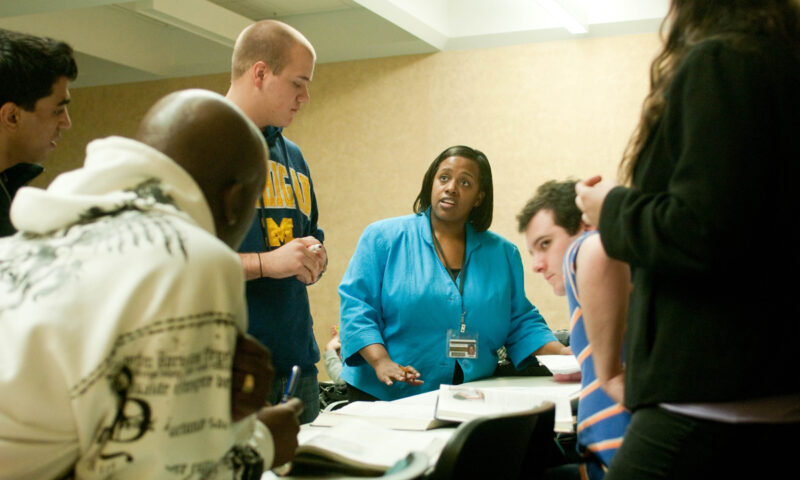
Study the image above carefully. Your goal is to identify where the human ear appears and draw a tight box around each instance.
[0,102,20,129]
[252,61,270,87]
[213,183,241,248]
[473,191,486,207]
[221,182,245,229]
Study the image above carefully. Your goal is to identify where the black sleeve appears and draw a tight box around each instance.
[599,40,789,274]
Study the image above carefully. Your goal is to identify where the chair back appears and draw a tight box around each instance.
[426,401,556,480]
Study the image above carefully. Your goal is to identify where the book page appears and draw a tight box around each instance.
[336,400,437,419]
[435,385,549,421]
[497,386,577,432]
[434,384,577,432]
[296,419,447,472]
[311,400,449,430]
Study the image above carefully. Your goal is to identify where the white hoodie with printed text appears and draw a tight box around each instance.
[0,137,273,479]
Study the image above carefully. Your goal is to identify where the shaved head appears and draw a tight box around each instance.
[136,89,266,248]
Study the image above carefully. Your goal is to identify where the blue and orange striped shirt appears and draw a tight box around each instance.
[563,231,630,480]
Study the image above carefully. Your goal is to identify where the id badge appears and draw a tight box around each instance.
[447,329,478,359]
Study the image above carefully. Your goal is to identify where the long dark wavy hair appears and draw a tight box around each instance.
[413,145,494,232]
[619,0,800,184]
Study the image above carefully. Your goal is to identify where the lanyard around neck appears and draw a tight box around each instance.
[0,181,10,204]
[429,213,468,332]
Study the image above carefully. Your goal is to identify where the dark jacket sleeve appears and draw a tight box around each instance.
[599,40,786,275]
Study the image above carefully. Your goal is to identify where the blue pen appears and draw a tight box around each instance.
[281,365,301,403]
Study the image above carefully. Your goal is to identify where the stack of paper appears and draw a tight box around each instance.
[536,354,582,382]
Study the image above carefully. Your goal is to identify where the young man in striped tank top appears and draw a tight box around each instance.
[517,180,630,480]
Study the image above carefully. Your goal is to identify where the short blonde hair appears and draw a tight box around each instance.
[231,20,315,80]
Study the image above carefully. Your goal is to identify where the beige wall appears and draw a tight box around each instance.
[39,32,660,381]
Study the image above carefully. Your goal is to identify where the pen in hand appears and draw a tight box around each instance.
[281,365,301,403]
[271,371,303,477]
[396,364,423,385]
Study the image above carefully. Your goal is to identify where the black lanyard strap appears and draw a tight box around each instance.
[429,214,467,333]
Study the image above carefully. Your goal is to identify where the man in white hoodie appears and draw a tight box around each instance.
[0,89,301,479]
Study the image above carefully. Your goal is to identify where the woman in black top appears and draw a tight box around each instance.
[575,1,800,478]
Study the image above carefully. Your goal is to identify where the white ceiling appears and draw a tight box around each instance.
[0,0,669,88]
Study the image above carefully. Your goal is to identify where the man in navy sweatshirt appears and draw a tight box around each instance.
[226,20,326,424]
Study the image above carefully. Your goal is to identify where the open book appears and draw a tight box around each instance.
[434,384,577,432]
[289,419,448,475]
[311,400,455,430]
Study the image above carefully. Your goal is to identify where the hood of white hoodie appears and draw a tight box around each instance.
[10,136,215,236]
